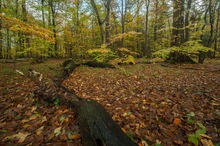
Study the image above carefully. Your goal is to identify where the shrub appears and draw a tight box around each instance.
[152,41,214,63]
[87,46,118,63]
[118,55,135,65]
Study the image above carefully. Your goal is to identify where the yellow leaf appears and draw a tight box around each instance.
[41,116,47,123]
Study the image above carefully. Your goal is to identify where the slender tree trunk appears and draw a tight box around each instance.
[49,0,58,57]
[185,0,192,42]
[0,0,3,59]
[41,0,45,27]
[105,0,111,44]
[207,0,214,47]
[90,0,105,44]
[213,2,220,58]
[144,0,150,56]
[153,0,159,41]
[6,29,10,59]
[121,0,127,47]
[22,0,30,50]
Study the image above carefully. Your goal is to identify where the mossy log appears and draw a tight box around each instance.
[83,61,115,68]
[165,51,195,63]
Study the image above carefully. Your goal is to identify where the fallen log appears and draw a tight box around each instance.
[33,60,137,146]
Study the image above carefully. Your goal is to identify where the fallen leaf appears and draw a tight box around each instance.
[174,139,183,145]
[141,140,149,146]
[130,114,136,119]
[41,116,47,123]
[54,127,62,137]
[31,106,37,112]
[174,118,181,125]
[201,134,212,139]
[72,134,81,139]
[36,126,44,135]
[201,139,214,146]
[23,124,31,128]
[29,115,37,120]
[3,132,30,143]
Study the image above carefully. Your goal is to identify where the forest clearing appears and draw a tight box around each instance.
[0,59,219,146]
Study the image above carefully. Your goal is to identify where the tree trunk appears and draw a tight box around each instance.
[144,0,150,56]
[0,0,3,59]
[121,0,127,47]
[185,0,192,42]
[41,0,45,27]
[153,0,159,42]
[171,0,185,47]
[22,0,30,50]
[49,0,58,57]
[105,0,111,44]
[213,3,220,58]
[90,0,112,45]
[207,0,214,48]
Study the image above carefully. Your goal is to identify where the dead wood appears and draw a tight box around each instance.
[32,59,137,146]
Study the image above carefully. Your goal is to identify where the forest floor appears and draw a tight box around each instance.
[0,59,220,146]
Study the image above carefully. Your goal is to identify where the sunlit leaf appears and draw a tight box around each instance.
[54,127,62,137]
[60,115,65,122]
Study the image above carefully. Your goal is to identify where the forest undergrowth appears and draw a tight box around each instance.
[0,59,220,146]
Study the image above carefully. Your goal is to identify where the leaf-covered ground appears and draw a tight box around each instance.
[0,59,220,146]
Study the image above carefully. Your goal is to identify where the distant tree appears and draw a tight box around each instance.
[144,0,150,56]
[171,0,185,46]
[0,0,2,58]
[90,0,112,44]
[185,0,192,42]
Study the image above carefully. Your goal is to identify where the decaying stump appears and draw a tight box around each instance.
[33,59,137,146]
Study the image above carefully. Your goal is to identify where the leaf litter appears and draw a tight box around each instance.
[0,60,220,145]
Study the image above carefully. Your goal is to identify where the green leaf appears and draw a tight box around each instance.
[188,134,199,146]
[60,115,65,122]
[187,112,195,117]
[187,118,195,124]
[197,122,206,131]
[0,129,7,133]
[195,129,206,136]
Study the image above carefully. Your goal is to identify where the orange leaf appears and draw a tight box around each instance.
[174,118,181,125]
[72,134,81,139]
[29,115,37,121]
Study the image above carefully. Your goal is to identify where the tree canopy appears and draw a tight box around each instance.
[0,0,219,60]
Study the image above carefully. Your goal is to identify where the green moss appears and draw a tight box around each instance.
[118,55,135,65]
